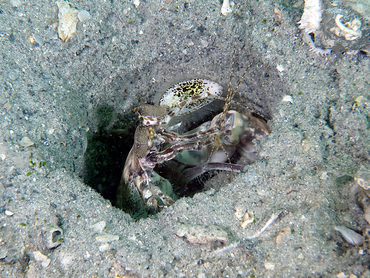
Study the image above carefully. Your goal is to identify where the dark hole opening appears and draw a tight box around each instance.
[82,99,270,220]
[82,105,137,208]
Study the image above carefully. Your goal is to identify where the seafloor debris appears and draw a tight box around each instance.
[334,226,364,246]
[298,0,323,34]
[354,165,370,191]
[330,14,362,41]
[42,226,64,249]
[241,211,254,229]
[33,251,51,268]
[352,165,370,225]
[221,0,233,16]
[20,136,34,147]
[297,0,369,55]
[95,234,119,243]
[176,224,229,246]
[92,220,106,233]
[297,0,331,55]
[57,1,79,42]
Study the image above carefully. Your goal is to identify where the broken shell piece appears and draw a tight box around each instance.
[43,226,64,249]
[241,211,254,228]
[354,165,370,190]
[335,226,364,246]
[221,0,233,16]
[355,177,370,191]
[57,1,79,42]
[330,15,362,41]
[297,0,323,33]
[99,243,111,252]
[176,224,228,245]
[20,137,34,147]
[264,262,275,270]
[95,234,119,243]
[276,226,291,244]
[4,210,14,216]
[33,251,51,268]
[276,64,285,72]
[133,0,140,8]
[282,95,293,104]
[92,221,106,233]
[234,207,245,220]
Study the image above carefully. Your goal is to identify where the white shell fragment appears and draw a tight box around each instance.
[57,1,79,42]
[95,234,119,243]
[176,224,228,245]
[297,0,322,34]
[330,15,362,41]
[99,243,111,252]
[264,262,275,270]
[276,226,291,244]
[20,137,34,147]
[133,0,140,8]
[335,226,364,246]
[92,221,106,233]
[241,211,254,228]
[354,165,370,190]
[4,210,14,216]
[276,64,285,72]
[282,95,293,104]
[10,0,23,7]
[221,0,233,16]
[33,251,51,268]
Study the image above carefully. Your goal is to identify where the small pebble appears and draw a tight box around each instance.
[96,234,119,243]
[32,34,44,46]
[99,243,110,252]
[200,39,209,48]
[336,272,348,278]
[264,262,275,270]
[276,64,285,72]
[77,10,90,22]
[10,0,23,7]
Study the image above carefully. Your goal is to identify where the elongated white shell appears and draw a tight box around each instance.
[335,226,364,246]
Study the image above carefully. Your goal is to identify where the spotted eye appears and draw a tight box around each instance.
[159,79,224,116]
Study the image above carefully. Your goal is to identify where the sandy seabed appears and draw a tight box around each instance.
[0,0,369,277]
